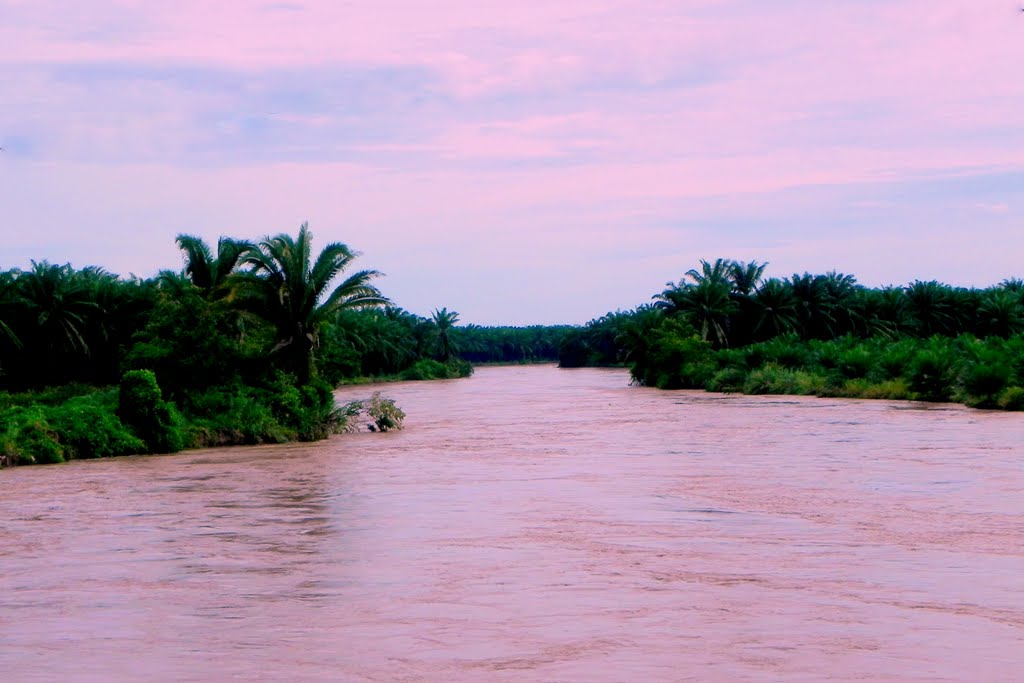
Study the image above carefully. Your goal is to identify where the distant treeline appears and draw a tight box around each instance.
[558,259,1024,410]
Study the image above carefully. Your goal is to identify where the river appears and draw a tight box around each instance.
[2,365,1023,681]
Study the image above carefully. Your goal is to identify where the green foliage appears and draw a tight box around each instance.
[746,334,808,369]
[183,385,292,446]
[457,324,572,364]
[837,346,874,380]
[265,373,346,441]
[125,288,257,398]
[399,358,472,381]
[44,392,145,459]
[234,222,388,382]
[118,370,183,454]
[341,392,406,433]
[0,406,64,466]
[365,392,406,432]
[629,317,712,389]
[997,386,1024,411]
[706,367,746,393]
[907,347,955,402]
[429,307,460,361]
[619,321,1024,412]
[957,360,1012,408]
[0,228,446,467]
[743,364,803,395]
[400,359,450,380]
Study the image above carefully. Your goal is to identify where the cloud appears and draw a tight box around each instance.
[2,0,1024,323]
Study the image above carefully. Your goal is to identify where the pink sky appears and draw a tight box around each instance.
[1,0,1023,324]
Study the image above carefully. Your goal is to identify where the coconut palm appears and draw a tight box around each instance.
[237,223,389,381]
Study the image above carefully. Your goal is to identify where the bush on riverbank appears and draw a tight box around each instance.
[0,367,407,465]
[401,358,473,381]
[628,325,1024,410]
[0,389,145,466]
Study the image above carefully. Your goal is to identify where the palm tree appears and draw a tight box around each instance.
[728,260,768,296]
[237,223,389,382]
[175,234,251,295]
[751,278,798,340]
[976,290,1024,338]
[0,269,22,350]
[789,272,838,339]
[849,287,902,339]
[656,279,736,347]
[0,270,24,382]
[999,278,1024,294]
[820,271,860,336]
[18,261,101,355]
[430,307,460,361]
[685,258,732,287]
[16,261,103,382]
[905,280,957,337]
[154,269,195,297]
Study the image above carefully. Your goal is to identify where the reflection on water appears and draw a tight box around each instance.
[2,365,1023,681]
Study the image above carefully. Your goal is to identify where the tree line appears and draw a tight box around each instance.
[558,259,1024,410]
[0,224,490,466]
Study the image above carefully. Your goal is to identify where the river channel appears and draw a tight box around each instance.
[2,365,1023,681]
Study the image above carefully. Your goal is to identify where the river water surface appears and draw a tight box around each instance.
[2,365,1023,681]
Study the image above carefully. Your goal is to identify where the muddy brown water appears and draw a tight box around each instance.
[2,365,1023,682]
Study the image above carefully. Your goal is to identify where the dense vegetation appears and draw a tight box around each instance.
[558,259,1024,410]
[0,225,479,467]
[8,240,1021,467]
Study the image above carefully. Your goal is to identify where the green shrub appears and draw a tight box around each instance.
[447,359,475,378]
[792,371,828,396]
[907,349,954,402]
[45,394,145,459]
[743,364,801,395]
[365,392,406,432]
[400,359,450,380]
[118,370,183,454]
[759,335,810,369]
[958,361,1012,408]
[838,348,874,379]
[184,386,293,447]
[557,334,592,368]
[873,342,915,381]
[997,386,1024,410]
[632,325,712,389]
[706,367,746,393]
[714,348,748,371]
[0,406,64,465]
[858,378,912,400]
